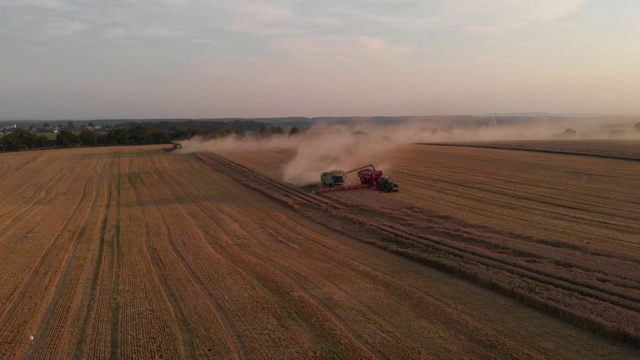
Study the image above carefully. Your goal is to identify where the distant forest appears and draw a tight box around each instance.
[3,116,638,152]
[2,116,432,152]
[0,120,287,152]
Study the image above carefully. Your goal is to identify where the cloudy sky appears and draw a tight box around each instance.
[1,0,639,120]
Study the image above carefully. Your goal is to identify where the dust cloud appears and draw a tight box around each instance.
[176,117,640,186]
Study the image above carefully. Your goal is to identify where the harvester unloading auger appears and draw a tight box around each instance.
[313,164,399,194]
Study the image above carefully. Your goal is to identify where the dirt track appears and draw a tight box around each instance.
[1,144,639,359]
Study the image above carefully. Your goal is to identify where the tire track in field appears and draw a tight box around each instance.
[128,172,194,359]
[116,150,180,359]
[187,215,375,359]
[197,152,640,346]
[0,166,72,313]
[165,156,388,357]
[204,204,499,357]
[151,151,253,360]
[0,164,95,357]
[228,212,459,356]
[74,149,122,360]
[214,210,406,357]
[110,151,123,360]
[0,160,9,175]
[0,155,57,217]
[28,157,109,358]
[150,212,243,359]
[75,150,117,359]
[153,156,346,358]
[152,156,298,358]
[204,206,439,358]
[134,154,248,358]
[0,158,69,231]
[0,154,43,185]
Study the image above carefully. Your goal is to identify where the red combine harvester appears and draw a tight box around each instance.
[313,164,399,194]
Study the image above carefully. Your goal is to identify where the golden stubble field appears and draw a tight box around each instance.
[1,143,639,359]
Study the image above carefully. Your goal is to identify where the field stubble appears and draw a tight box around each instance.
[0,143,638,359]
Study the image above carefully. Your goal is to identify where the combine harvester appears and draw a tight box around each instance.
[313,164,399,194]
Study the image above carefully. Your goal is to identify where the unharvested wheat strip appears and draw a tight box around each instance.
[357,146,639,251]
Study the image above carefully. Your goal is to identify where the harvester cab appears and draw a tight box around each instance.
[321,170,346,187]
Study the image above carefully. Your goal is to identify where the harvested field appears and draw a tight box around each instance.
[1,144,639,359]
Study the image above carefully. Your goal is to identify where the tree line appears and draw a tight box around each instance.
[0,122,288,152]
[0,125,170,152]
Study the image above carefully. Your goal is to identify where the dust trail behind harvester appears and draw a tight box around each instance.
[175,117,640,186]
[176,121,435,186]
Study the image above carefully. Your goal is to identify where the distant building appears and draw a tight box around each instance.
[2,124,18,133]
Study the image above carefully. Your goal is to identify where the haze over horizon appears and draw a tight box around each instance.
[2,0,639,120]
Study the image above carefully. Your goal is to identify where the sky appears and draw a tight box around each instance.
[1,0,640,120]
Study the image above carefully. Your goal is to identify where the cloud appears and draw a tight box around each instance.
[104,27,126,39]
[310,0,586,34]
[237,2,292,24]
[0,0,590,41]
[1,1,295,42]
[444,0,587,32]
[306,15,342,26]
[358,36,412,54]
[0,0,67,10]
[272,35,413,67]
[138,26,185,39]
[217,1,295,35]
[45,20,89,36]
[358,36,386,50]
[189,38,220,47]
